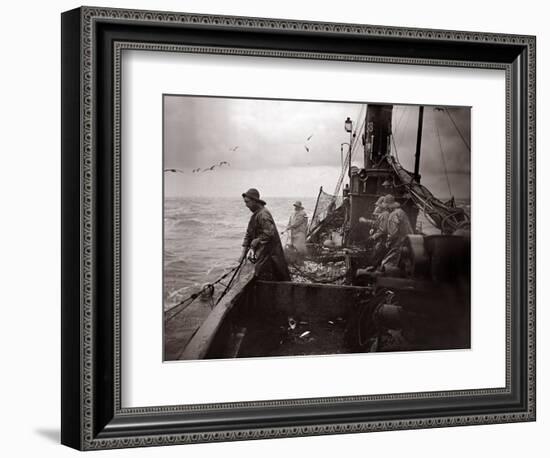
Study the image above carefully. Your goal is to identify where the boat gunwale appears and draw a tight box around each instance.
[179,271,255,360]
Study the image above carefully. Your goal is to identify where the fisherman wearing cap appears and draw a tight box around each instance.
[381,178,394,191]
[384,194,414,247]
[359,196,389,241]
[239,188,291,281]
[375,194,414,274]
[283,201,308,255]
[356,194,413,278]
[358,196,390,267]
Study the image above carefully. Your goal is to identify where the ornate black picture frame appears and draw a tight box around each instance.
[61,6,536,450]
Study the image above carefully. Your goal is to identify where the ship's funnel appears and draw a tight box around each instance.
[365,105,393,168]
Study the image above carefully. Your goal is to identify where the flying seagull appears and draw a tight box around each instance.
[192,168,201,173]
[306,134,313,141]
[218,161,230,167]
[304,145,310,153]
[164,168,184,174]
[230,146,239,151]
[202,165,217,172]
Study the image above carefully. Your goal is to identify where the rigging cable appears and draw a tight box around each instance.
[433,111,453,198]
[350,116,367,163]
[387,156,469,233]
[347,104,367,168]
[331,105,367,196]
[390,106,407,161]
[165,260,245,322]
[390,129,400,163]
[445,107,471,152]
[394,106,413,163]
[348,104,367,163]
[214,255,247,305]
[393,105,408,138]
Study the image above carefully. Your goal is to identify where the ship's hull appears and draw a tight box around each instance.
[179,272,470,360]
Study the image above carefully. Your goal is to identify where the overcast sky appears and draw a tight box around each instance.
[164,96,470,199]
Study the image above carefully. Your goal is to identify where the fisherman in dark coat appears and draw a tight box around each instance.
[239,189,291,281]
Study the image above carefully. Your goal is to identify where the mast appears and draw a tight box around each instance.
[413,106,424,182]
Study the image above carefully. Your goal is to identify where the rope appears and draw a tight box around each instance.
[165,261,245,322]
[332,104,367,197]
[402,107,413,146]
[350,116,367,163]
[387,155,470,233]
[433,114,453,198]
[393,105,408,138]
[393,106,413,162]
[215,256,246,305]
[445,107,471,152]
[390,129,400,162]
[391,106,416,164]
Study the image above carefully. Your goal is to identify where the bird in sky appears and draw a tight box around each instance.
[192,168,201,173]
[164,168,184,174]
[304,145,310,153]
[306,134,313,141]
[218,161,230,167]
[202,165,217,172]
[230,146,239,151]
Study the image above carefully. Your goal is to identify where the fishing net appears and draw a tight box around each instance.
[388,156,470,234]
[288,259,348,284]
[289,187,349,285]
[308,188,344,236]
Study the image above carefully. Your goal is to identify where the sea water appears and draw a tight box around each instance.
[164,196,317,310]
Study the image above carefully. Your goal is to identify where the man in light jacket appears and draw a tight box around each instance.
[284,201,308,255]
[385,194,414,247]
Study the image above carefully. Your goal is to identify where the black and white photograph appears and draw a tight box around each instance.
[163,96,471,361]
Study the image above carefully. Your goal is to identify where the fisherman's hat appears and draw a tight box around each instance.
[383,194,401,209]
[374,196,386,207]
[293,201,304,210]
[242,188,266,205]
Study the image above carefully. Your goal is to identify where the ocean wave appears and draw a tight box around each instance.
[164,197,319,302]
[165,217,241,232]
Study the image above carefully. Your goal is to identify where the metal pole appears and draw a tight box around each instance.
[348,131,353,180]
[307,186,323,238]
[363,104,369,169]
[414,106,424,182]
[340,143,350,175]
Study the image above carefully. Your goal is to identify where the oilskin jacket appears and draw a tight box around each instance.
[243,206,291,281]
[287,209,308,254]
[387,206,414,244]
[373,211,389,239]
[287,209,308,235]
